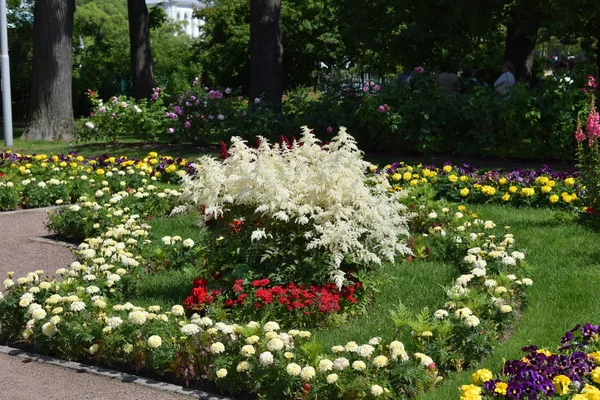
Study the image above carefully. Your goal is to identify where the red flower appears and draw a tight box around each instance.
[232,279,245,293]
[251,278,270,287]
[193,278,208,288]
[255,288,273,304]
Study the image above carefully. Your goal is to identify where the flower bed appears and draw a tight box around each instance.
[0,130,536,399]
[461,323,600,399]
[380,162,581,210]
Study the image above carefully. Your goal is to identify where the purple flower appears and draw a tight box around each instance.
[414,66,424,73]
[190,95,196,101]
[216,92,223,99]
[209,90,217,99]
[326,126,333,133]
[254,98,261,104]
[378,105,386,113]
[167,128,175,134]
[374,84,381,91]
[225,87,231,94]
[184,121,191,128]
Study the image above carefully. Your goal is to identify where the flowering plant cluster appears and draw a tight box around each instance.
[380,162,581,210]
[0,209,439,399]
[183,276,365,327]
[175,127,412,288]
[575,95,600,227]
[165,83,281,144]
[391,201,532,374]
[0,151,191,210]
[460,323,600,399]
[77,89,170,143]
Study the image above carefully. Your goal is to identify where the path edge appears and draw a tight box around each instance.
[0,344,234,400]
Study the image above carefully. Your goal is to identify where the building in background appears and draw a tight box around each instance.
[145,0,205,38]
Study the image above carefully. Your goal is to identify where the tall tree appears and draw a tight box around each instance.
[127,0,156,100]
[249,0,283,111]
[21,0,76,141]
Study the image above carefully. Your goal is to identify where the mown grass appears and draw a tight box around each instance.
[418,205,600,400]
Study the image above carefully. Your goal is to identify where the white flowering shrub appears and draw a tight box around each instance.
[176,127,412,287]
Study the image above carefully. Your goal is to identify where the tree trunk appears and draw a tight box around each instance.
[128,0,156,101]
[503,13,541,82]
[249,0,283,112]
[21,0,75,141]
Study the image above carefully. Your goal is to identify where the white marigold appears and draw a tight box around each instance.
[147,335,162,348]
[181,324,201,336]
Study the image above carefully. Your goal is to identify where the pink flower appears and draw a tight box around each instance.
[374,84,381,91]
[575,127,586,142]
[362,86,369,92]
[378,105,386,113]
[184,121,191,129]
[326,126,333,133]
[414,66,424,73]
[209,90,217,99]
[167,128,175,134]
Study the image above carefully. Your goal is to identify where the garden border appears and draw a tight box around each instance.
[0,344,234,400]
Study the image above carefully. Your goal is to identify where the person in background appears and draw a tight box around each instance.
[460,68,478,93]
[493,61,516,95]
[474,69,491,90]
[437,63,461,94]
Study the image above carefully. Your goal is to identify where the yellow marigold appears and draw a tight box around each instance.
[473,183,482,189]
[502,193,510,201]
[520,187,535,197]
[165,165,177,174]
[549,195,559,203]
[509,186,518,193]
[548,180,556,187]
[391,173,401,181]
[460,175,469,182]
[409,179,419,186]
[592,367,600,384]
[460,384,482,400]
[59,161,67,167]
[553,375,571,395]
[52,155,59,162]
[460,188,470,197]
[535,176,549,185]
[541,185,552,193]
[565,177,575,186]
[420,177,427,183]
[481,185,496,196]
[148,152,158,158]
[96,168,105,175]
[76,156,84,162]
[589,352,600,365]
[562,193,573,203]
[107,157,116,163]
[448,174,458,182]
[403,172,412,181]
[471,369,493,385]
[498,178,507,185]
[443,165,452,172]
[384,164,391,170]
[494,382,508,395]
[406,165,413,171]
[149,159,158,165]
[180,160,187,166]
[458,205,466,211]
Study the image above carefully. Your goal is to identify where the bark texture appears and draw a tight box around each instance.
[128,0,156,101]
[249,0,283,111]
[22,0,75,141]
[503,13,541,83]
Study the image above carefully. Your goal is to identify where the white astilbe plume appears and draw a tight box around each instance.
[178,126,412,287]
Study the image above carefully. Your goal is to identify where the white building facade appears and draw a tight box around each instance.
[145,0,205,38]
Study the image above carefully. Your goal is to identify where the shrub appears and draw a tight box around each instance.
[76,88,169,143]
[175,127,412,288]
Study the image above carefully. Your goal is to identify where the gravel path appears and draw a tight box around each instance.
[0,209,197,400]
